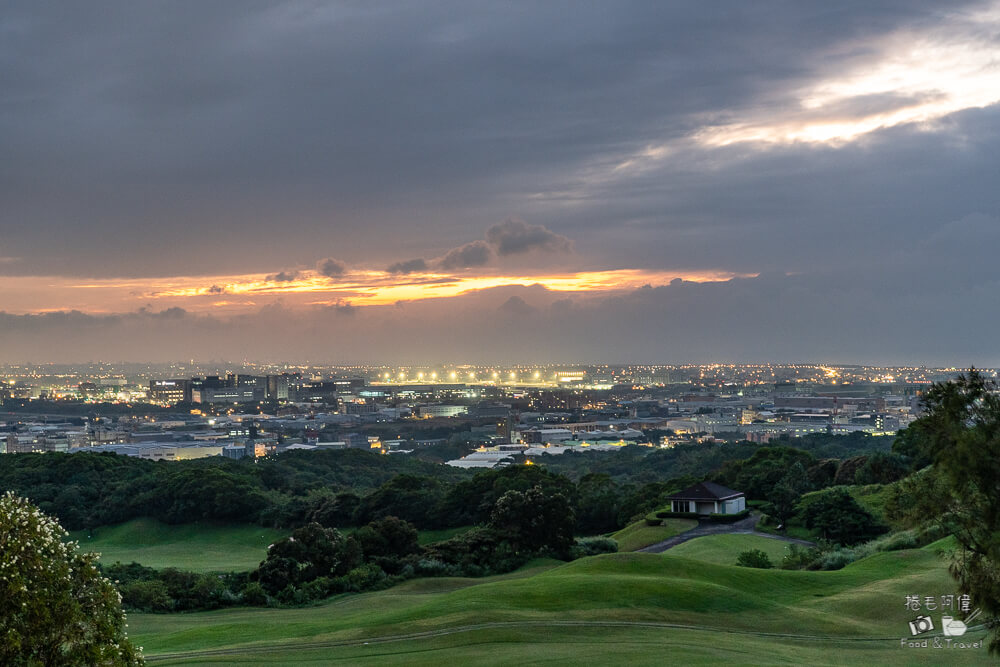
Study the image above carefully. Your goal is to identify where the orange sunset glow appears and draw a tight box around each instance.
[0,268,756,316]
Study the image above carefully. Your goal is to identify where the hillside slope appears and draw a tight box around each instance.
[132,544,987,665]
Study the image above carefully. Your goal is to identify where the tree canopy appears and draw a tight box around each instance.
[0,492,143,666]
[887,370,1000,652]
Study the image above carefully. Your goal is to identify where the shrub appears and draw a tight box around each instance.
[780,544,822,570]
[652,511,699,520]
[240,581,269,606]
[874,530,918,552]
[570,536,619,559]
[344,563,387,592]
[413,558,459,577]
[120,580,172,612]
[736,549,773,569]
[817,548,857,570]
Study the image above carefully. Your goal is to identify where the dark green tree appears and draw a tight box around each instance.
[355,475,447,528]
[354,516,421,573]
[764,461,811,527]
[575,473,622,535]
[442,464,575,526]
[801,488,886,545]
[853,451,908,485]
[253,523,361,595]
[489,485,575,557]
[886,371,1000,652]
[308,491,361,528]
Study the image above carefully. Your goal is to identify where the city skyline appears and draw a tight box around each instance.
[3,2,1000,364]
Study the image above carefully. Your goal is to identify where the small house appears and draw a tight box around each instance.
[666,481,746,516]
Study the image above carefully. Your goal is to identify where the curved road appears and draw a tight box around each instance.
[638,512,816,553]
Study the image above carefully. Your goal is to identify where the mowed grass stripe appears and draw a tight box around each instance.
[143,623,989,666]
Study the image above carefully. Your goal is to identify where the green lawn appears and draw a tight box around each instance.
[71,519,286,573]
[417,526,474,545]
[665,534,797,566]
[611,518,698,551]
[131,542,986,665]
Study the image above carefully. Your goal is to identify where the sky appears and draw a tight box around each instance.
[2,1,1000,365]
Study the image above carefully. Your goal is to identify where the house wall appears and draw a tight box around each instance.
[695,501,717,515]
[721,497,746,514]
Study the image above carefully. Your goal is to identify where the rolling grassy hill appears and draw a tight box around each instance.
[130,541,987,665]
[611,517,698,551]
[665,533,797,566]
[71,519,286,573]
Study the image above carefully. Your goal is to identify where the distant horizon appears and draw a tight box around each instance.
[1,360,989,372]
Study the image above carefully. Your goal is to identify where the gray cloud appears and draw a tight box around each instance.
[266,270,301,282]
[485,218,574,256]
[437,240,494,270]
[392,219,572,273]
[498,295,537,317]
[316,257,347,277]
[386,258,429,275]
[327,300,357,316]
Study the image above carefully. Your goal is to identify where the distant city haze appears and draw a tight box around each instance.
[2,2,1000,365]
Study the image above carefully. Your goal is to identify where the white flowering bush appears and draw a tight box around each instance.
[0,492,143,666]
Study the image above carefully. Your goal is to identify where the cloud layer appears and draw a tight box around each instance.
[1,1,999,363]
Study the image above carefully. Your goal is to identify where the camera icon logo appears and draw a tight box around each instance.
[908,615,934,636]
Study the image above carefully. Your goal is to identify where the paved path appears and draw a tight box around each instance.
[638,512,816,554]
